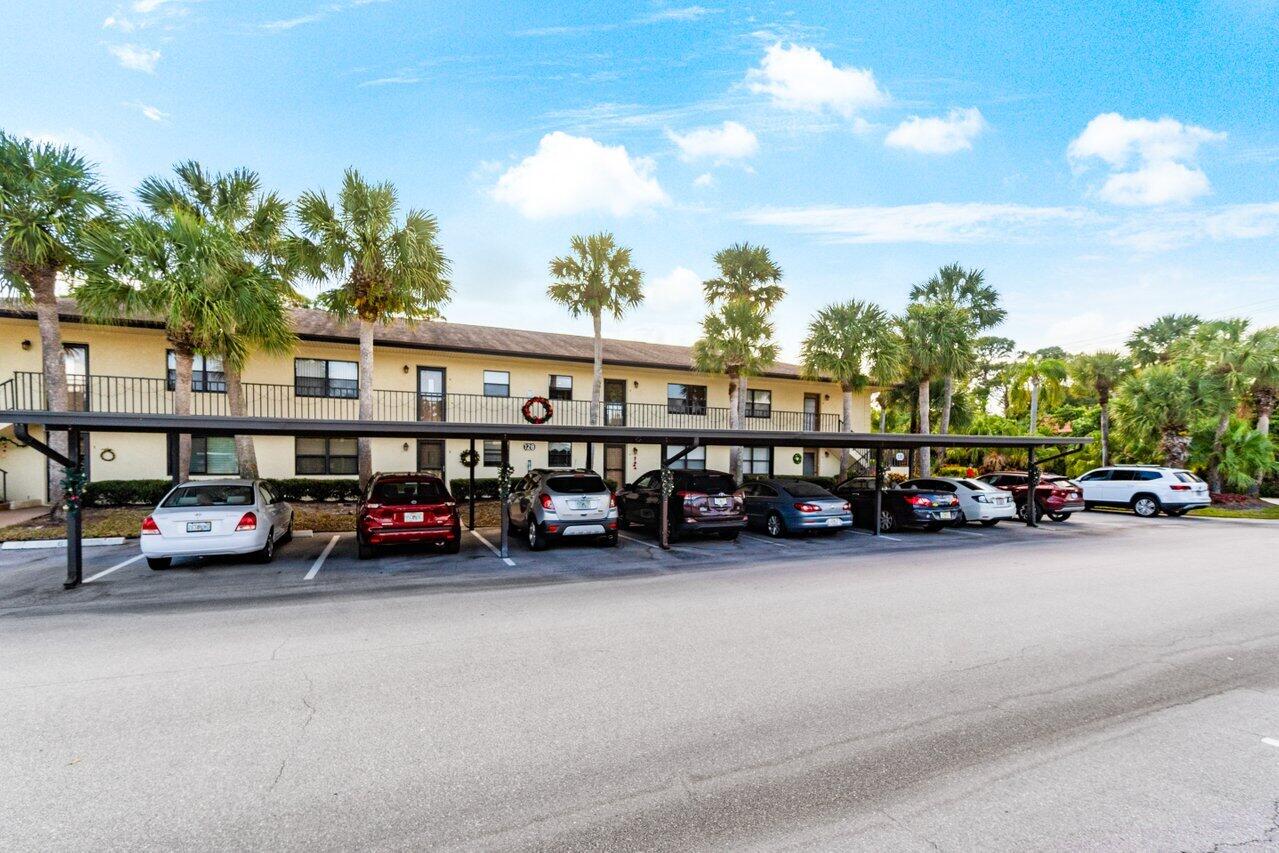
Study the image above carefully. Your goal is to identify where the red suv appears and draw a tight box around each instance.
[357,473,461,559]
[977,471,1085,522]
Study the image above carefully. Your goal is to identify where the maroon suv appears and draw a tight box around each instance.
[357,473,461,559]
[617,468,745,541]
[977,471,1085,522]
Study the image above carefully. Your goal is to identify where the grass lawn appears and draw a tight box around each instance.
[1189,505,1279,520]
[0,500,505,542]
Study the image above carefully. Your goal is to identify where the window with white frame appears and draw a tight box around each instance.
[667,444,706,470]
[294,358,358,398]
[482,440,503,466]
[483,370,510,397]
[548,442,572,467]
[743,446,772,475]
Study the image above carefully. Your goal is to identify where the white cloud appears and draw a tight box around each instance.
[492,131,669,219]
[885,107,986,154]
[635,5,715,23]
[108,43,160,72]
[124,101,169,122]
[666,121,758,163]
[359,76,421,87]
[739,202,1089,244]
[261,0,388,31]
[1068,113,1225,206]
[1108,202,1279,251]
[745,43,887,117]
[647,266,703,308]
[693,172,715,188]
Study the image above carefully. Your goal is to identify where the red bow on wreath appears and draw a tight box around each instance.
[521,395,553,424]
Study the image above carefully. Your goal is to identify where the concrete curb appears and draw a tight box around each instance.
[1,537,128,550]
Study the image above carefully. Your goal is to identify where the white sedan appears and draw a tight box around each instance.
[140,479,294,570]
[901,476,1018,526]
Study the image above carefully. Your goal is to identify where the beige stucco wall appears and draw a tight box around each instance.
[0,315,872,503]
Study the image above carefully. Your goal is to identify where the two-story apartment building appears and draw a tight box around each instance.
[0,301,871,506]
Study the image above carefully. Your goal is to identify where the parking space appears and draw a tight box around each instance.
[0,508,1217,615]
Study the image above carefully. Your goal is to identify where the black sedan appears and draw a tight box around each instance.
[831,477,962,532]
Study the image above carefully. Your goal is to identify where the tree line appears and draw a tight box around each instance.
[2,132,1276,512]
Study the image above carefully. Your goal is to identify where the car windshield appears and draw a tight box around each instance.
[372,480,448,503]
[681,474,737,494]
[162,485,254,508]
[547,475,608,494]
[780,480,831,497]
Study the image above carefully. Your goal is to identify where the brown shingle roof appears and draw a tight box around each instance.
[1,299,812,380]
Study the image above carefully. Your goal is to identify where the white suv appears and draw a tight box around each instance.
[1075,466,1210,518]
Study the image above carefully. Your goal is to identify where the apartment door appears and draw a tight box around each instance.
[417,367,446,422]
[802,450,817,477]
[604,444,626,487]
[603,379,627,426]
[803,393,820,431]
[417,439,446,479]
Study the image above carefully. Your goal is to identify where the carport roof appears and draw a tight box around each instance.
[6,409,1089,450]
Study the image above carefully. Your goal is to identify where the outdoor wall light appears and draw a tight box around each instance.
[402,364,410,374]
[633,380,639,388]
[21,339,31,350]
[823,394,830,401]
[402,442,410,451]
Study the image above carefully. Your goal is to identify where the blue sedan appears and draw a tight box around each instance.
[741,478,853,537]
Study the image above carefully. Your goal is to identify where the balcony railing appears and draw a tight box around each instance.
[2,372,846,433]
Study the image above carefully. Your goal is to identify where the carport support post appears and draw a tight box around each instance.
[498,438,510,558]
[167,431,180,486]
[467,438,476,530]
[873,447,884,536]
[1026,447,1039,529]
[65,428,83,590]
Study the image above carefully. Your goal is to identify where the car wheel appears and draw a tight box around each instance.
[527,520,548,551]
[147,557,171,571]
[717,529,739,541]
[601,532,619,547]
[280,519,293,545]
[1084,501,1096,511]
[878,509,897,533]
[1048,511,1072,522]
[357,536,375,560]
[766,512,787,538]
[256,529,275,564]
[1165,507,1189,517]
[1132,495,1161,518]
[443,532,461,554]
[980,519,999,528]
[617,508,631,530]
[1016,501,1044,522]
[956,509,968,526]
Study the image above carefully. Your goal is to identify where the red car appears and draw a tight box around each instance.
[977,471,1086,522]
[357,473,461,559]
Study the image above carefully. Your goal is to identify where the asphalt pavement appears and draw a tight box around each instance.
[1,511,1277,851]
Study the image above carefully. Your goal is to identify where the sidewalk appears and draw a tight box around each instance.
[0,506,48,528]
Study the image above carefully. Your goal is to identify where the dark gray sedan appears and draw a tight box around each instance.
[741,478,852,537]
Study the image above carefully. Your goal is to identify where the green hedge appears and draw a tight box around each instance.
[450,476,620,500]
[84,479,172,507]
[267,478,363,503]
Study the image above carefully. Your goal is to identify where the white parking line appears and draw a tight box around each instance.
[740,532,790,548]
[1263,737,1279,749]
[470,530,516,566]
[848,529,902,542]
[305,535,340,580]
[84,553,143,583]
[948,528,986,538]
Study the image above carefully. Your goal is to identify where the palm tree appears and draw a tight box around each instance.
[547,233,644,426]
[701,243,784,310]
[1009,352,1068,436]
[136,163,299,477]
[288,169,451,488]
[1069,351,1131,466]
[1214,423,1278,494]
[800,299,901,474]
[970,335,1015,413]
[1113,365,1196,468]
[909,264,1005,436]
[692,299,779,480]
[1127,313,1201,367]
[898,300,972,476]
[1246,326,1279,436]
[0,132,116,510]
[1184,318,1257,492]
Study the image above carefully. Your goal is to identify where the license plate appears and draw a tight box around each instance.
[404,511,424,523]
[186,521,211,533]
[713,497,728,508]
[569,499,594,510]
[939,511,955,520]
[825,517,844,527]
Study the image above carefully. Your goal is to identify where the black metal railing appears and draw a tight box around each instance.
[4,372,846,433]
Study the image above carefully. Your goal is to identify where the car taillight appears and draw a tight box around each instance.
[732,490,745,502]
[1169,484,1191,491]
[904,494,933,507]
[540,494,554,510]
[365,502,382,510]
[141,515,159,535]
[609,492,617,507]
[677,490,702,503]
[794,502,822,513]
[235,512,257,531]
[842,502,850,511]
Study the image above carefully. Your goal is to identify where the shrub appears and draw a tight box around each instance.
[266,478,362,503]
[84,479,172,507]
[450,478,505,501]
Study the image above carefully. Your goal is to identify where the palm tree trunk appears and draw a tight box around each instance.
[1099,401,1111,467]
[357,318,375,490]
[1206,411,1230,493]
[879,403,887,433]
[727,371,742,481]
[30,268,69,513]
[1254,391,1275,497]
[1161,430,1191,470]
[918,380,931,477]
[590,310,603,427]
[225,366,258,479]
[939,375,954,435]
[1028,381,1040,435]
[840,384,853,474]
[171,341,194,481]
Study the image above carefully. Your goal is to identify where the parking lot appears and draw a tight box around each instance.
[0,509,1183,614]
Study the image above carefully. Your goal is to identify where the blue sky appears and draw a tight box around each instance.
[5,0,1279,360]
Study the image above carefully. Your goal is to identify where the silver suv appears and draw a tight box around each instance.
[507,469,619,550]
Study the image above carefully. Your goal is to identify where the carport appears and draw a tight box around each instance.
[5,409,1087,589]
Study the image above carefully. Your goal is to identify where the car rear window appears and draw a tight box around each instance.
[372,480,448,503]
[1175,471,1203,483]
[959,480,988,490]
[680,474,737,494]
[546,475,608,494]
[780,480,831,497]
[162,485,254,508]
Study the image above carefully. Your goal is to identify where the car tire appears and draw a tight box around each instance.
[1131,494,1161,518]
[602,532,619,547]
[765,512,787,538]
[357,536,375,560]
[1048,511,1072,522]
[147,557,171,571]
[443,532,461,555]
[717,529,739,541]
[527,520,548,551]
[255,529,275,564]
[956,509,968,526]
[1084,501,1096,511]
[280,519,293,545]
[1165,507,1189,517]
[980,519,999,528]
[878,509,897,534]
[617,508,631,530]
[1016,501,1044,523]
